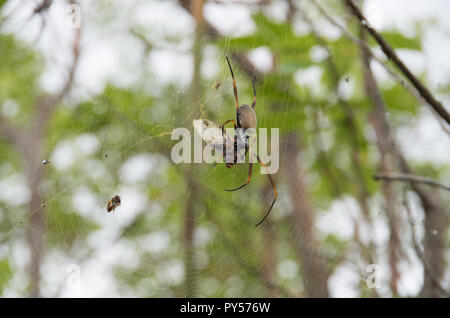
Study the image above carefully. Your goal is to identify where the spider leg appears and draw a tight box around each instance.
[225,56,239,111]
[210,126,234,168]
[251,78,256,109]
[220,119,237,131]
[211,152,222,168]
[220,119,237,146]
[225,163,252,191]
[254,154,277,227]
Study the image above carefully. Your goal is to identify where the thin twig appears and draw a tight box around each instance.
[33,24,81,137]
[402,188,450,297]
[307,0,450,134]
[374,173,450,191]
[344,0,450,125]
[178,0,263,82]
[53,25,81,107]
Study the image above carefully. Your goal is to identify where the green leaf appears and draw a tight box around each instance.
[378,32,421,50]
[0,258,12,295]
[219,13,316,55]
[382,84,419,114]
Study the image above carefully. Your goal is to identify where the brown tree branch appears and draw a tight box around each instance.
[298,1,374,228]
[344,0,450,125]
[360,25,404,294]
[402,189,450,297]
[25,5,81,296]
[183,169,198,297]
[296,3,381,295]
[283,134,331,297]
[204,206,294,297]
[32,0,53,15]
[181,0,206,298]
[178,0,263,82]
[0,114,23,146]
[374,173,450,191]
[308,0,450,134]
[261,218,279,297]
[1,2,80,149]
[37,25,81,119]
[351,17,448,298]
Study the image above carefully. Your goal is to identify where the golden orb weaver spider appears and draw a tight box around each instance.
[209,56,278,227]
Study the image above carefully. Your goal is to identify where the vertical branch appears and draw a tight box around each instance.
[190,0,204,102]
[260,195,278,297]
[419,190,448,297]
[274,3,330,297]
[0,115,23,146]
[402,188,450,297]
[202,187,293,297]
[24,4,81,297]
[360,26,402,295]
[296,4,378,278]
[282,133,330,297]
[183,169,198,297]
[23,133,45,298]
[299,5,371,214]
[178,0,262,82]
[182,0,204,298]
[206,201,292,296]
[356,21,447,298]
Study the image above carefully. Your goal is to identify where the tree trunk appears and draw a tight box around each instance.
[181,0,204,297]
[360,28,402,294]
[260,189,278,297]
[183,168,197,297]
[22,132,45,297]
[359,27,448,297]
[283,133,330,297]
[421,195,448,297]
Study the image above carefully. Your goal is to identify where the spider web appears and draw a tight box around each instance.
[1,0,446,298]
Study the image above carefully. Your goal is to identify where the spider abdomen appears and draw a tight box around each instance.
[237,104,257,130]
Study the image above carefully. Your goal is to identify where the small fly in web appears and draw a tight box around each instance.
[196,57,277,227]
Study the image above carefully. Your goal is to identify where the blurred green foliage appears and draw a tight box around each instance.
[0,1,447,298]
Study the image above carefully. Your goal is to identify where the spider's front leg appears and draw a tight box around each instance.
[224,143,253,191]
[254,153,277,227]
[210,152,222,168]
[220,119,236,137]
[224,162,252,191]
